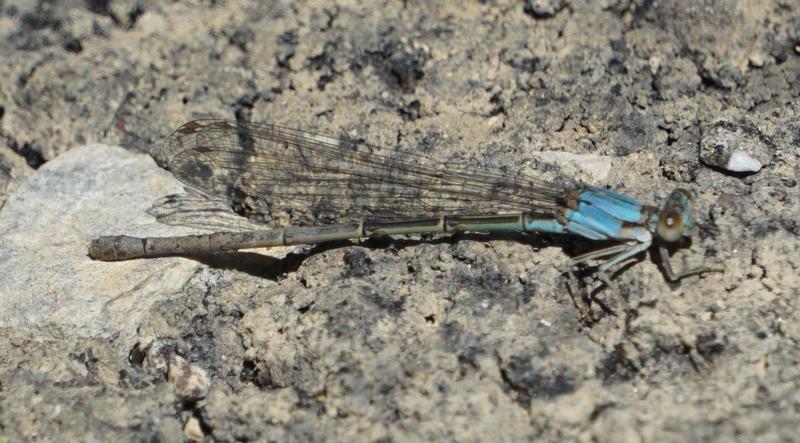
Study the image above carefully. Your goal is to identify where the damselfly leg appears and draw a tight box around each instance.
[566,241,651,321]
[658,246,723,281]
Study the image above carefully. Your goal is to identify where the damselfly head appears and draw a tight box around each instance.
[656,189,698,242]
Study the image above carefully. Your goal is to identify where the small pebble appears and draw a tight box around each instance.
[523,0,566,18]
[168,355,210,401]
[184,417,204,442]
[649,56,661,74]
[748,51,765,67]
[725,149,762,172]
[699,120,771,173]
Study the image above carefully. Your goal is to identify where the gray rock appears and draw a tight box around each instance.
[529,151,613,183]
[0,144,203,347]
[0,144,34,210]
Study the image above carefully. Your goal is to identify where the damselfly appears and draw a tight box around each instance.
[89,119,721,320]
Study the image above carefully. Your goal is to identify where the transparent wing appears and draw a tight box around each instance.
[147,189,268,231]
[161,119,570,226]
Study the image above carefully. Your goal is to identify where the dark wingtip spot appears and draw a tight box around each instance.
[177,121,203,135]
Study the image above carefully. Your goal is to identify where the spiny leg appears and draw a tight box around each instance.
[658,247,723,281]
[565,243,632,321]
[594,241,652,315]
[566,240,651,319]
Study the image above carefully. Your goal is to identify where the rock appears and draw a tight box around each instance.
[529,151,613,183]
[0,144,34,209]
[748,51,766,68]
[648,56,661,75]
[184,417,205,442]
[168,355,210,401]
[0,144,203,347]
[699,120,772,173]
[590,408,640,443]
[523,0,568,18]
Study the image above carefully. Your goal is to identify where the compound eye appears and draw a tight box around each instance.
[657,210,684,242]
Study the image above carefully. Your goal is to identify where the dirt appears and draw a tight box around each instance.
[0,0,798,441]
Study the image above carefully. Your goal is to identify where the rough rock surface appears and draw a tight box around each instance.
[0,144,202,340]
[1,1,798,441]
